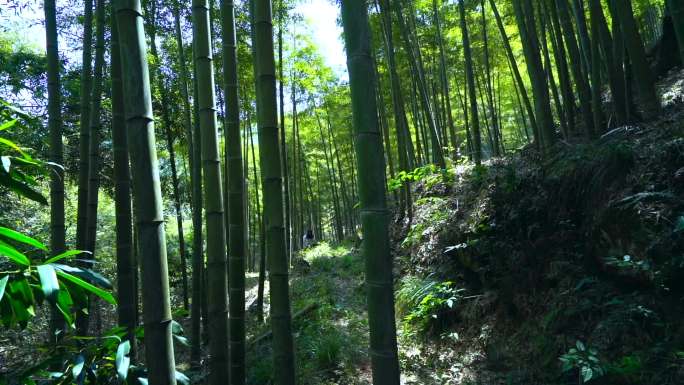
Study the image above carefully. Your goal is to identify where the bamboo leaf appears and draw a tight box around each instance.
[52,263,111,289]
[0,172,48,205]
[55,270,116,305]
[0,119,17,131]
[175,371,190,385]
[55,288,74,328]
[1,156,9,172]
[72,354,85,380]
[44,250,88,265]
[0,227,47,251]
[0,243,30,266]
[0,275,8,302]
[0,137,29,159]
[36,265,59,300]
[115,340,131,381]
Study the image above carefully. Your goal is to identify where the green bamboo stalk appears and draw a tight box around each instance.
[45,0,66,344]
[554,0,595,136]
[609,0,661,120]
[220,0,246,381]
[251,0,296,381]
[341,0,401,382]
[458,0,483,164]
[513,0,557,150]
[78,0,106,336]
[111,2,136,354]
[190,40,205,365]
[489,0,539,140]
[109,11,139,360]
[76,0,93,257]
[668,0,684,64]
[114,0,176,382]
[192,0,230,382]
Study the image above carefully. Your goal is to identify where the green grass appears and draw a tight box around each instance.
[246,242,369,385]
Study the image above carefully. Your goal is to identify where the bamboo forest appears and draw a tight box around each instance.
[1,0,684,383]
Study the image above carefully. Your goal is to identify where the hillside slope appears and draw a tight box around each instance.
[390,70,684,384]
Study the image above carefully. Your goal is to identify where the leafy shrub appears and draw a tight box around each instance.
[401,199,449,249]
[396,276,463,337]
[559,341,606,384]
[388,164,455,192]
[0,104,189,384]
[302,241,349,262]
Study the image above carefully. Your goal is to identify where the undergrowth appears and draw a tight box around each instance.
[391,122,684,384]
[246,242,368,385]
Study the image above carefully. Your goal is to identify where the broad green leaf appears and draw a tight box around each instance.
[55,270,116,305]
[0,172,48,205]
[36,265,59,300]
[72,354,85,379]
[173,334,189,347]
[0,243,30,266]
[0,137,29,159]
[0,227,47,251]
[0,275,8,302]
[175,371,190,385]
[0,119,17,131]
[9,156,38,166]
[115,340,131,381]
[8,289,31,325]
[581,366,593,382]
[44,250,88,264]
[52,263,112,289]
[55,288,74,328]
[9,168,38,185]
[1,156,9,172]
[171,320,183,334]
[11,278,34,304]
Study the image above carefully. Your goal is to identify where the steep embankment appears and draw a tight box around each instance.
[390,70,684,384]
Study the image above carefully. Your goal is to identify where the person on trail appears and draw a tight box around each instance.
[302,229,315,249]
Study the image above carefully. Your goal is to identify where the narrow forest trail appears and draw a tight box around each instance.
[243,242,372,384]
[239,242,483,385]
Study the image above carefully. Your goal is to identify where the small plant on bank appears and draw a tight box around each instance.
[396,276,464,337]
[388,164,455,192]
[559,341,606,384]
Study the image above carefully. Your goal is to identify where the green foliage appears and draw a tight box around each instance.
[466,164,489,188]
[396,276,464,337]
[388,164,455,192]
[401,198,449,249]
[6,323,191,385]
[249,244,367,384]
[604,254,652,273]
[301,241,350,262]
[0,226,113,328]
[9,327,132,385]
[559,341,606,384]
[401,222,427,249]
[610,354,644,380]
[0,116,48,205]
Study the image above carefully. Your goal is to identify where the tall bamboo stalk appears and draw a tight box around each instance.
[45,0,66,343]
[459,0,482,164]
[252,0,296,381]
[114,0,177,382]
[192,0,231,381]
[220,0,246,380]
[341,0,401,382]
[76,0,93,260]
[110,3,136,354]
